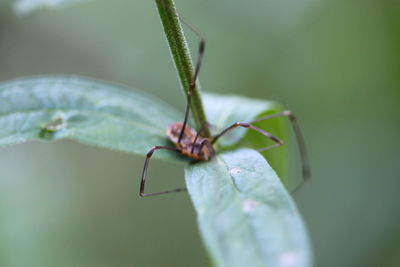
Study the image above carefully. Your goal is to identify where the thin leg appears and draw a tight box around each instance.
[140,146,186,197]
[212,122,284,149]
[252,110,310,192]
[190,122,210,153]
[197,139,214,158]
[212,110,311,193]
[177,15,206,143]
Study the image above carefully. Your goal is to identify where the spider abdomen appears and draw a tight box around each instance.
[166,122,213,161]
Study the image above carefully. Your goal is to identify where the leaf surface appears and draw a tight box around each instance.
[0,76,184,160]
[13,0,90,15]
[185,148,312,267]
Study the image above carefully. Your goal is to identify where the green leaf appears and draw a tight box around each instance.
[203,92,288,178]
[0,76,184,161]
[13,0,90,15]
[185,148,312,267]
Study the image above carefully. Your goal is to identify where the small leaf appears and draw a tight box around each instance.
[185,148,312,267]
[0,76,184,161]
[13,0,90,15]
[203,92,288,178]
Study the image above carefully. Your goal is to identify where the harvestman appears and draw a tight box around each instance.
[140,16,310,197]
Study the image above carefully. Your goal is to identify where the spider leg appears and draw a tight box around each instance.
[190,122,210,154]
[211,110,310,193]
[251,110,310,192]
[197,139,215,158]
[140,146,186,197]
[211,122,283,149]
[177,15,206,144]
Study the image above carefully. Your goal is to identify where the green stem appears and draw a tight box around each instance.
[155,0,211,138]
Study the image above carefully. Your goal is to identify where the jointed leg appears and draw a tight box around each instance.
[212,122,284,149]
[212,110,310,193]
[140,146,186,197]
[177,15,206,143]
[190,122,210,154]
[197,139,215,158]
[252,111,310,190]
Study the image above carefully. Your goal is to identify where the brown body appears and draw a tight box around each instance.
[166,122,214,161]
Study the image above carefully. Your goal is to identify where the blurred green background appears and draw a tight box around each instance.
[0,0,399,266]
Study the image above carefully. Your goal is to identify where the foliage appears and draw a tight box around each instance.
[186,148,311,267]
[12,0,90,15]
[0,76,311,267]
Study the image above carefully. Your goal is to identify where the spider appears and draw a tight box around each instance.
[140,15,310,197]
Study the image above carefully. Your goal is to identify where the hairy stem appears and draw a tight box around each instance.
[155,0,211,138]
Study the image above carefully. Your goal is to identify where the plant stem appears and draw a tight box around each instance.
[155,0,211,138]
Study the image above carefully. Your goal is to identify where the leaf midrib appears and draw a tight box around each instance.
[215,155,268,264]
